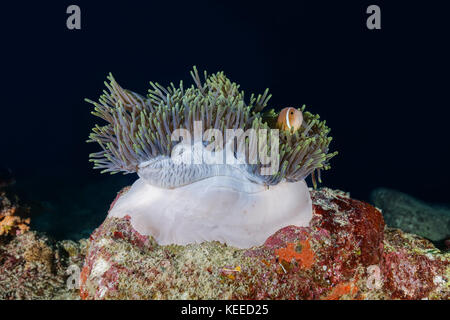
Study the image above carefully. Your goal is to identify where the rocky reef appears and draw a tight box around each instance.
[0,231,87,299]
[0,192,87,300]
[1,187,449,300]
[79,188,449,300]
[371,188,450,246]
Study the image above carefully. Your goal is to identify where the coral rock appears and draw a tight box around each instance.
[0,191,30,238]
[79,188,449,300]
[0,231,88,300]
[371,188,450,243]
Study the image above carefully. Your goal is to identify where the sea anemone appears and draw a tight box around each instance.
[86,68,337,248]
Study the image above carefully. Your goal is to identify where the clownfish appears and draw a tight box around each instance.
[276,107,303,131]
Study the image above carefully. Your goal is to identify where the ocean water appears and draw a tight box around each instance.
[8,173,135,240]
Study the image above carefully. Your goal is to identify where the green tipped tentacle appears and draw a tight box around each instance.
[87,67,337,186]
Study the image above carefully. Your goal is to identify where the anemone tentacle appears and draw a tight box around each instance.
[87,67,337,186]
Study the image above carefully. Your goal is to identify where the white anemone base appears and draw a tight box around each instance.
[108,177,312,248]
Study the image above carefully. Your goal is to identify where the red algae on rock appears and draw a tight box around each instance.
[79,187,449,300]
[323,281,358,300]
[275,239,315,270]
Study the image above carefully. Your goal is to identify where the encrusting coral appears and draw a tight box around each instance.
[85,68,337,248]
[0,192,30,237]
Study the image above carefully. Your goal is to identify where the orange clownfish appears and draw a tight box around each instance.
[276,107,303,131]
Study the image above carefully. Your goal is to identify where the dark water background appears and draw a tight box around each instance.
[0,1,449,240]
